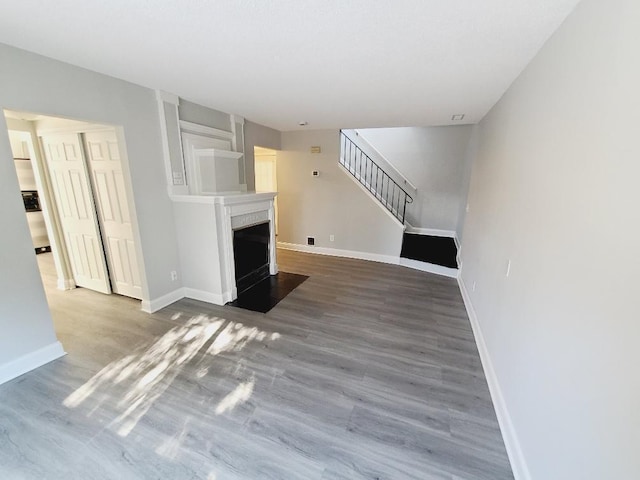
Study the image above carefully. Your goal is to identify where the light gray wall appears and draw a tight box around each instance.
[244,120,281,191]
[456,125,479,243]
[0,44,182,363]
[0,113,58,366]
[459,0,640,478]
[357,126,473,232]
[278,130,403,256]
[178,100,231,131]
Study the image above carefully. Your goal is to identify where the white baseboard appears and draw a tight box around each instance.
[141,286,235,312]
[277,242,400,265]
[0,341,66,386]
[183,288,230,306]
[57,277,75,290]
[399,257,459,278]
[457,275,531,480]
[278,242,462,280]
[404,224,457,239]
[141,288,185,313]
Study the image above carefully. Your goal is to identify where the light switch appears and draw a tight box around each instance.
[172,171,184,185]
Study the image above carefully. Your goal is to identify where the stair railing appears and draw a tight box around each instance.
[339,130,413,224]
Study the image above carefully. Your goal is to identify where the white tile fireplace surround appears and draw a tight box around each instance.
[171,192,278,306]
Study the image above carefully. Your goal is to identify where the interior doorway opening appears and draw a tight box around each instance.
[254,146,279,234]
[4,109,144,305]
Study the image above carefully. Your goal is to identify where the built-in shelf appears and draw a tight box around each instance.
[186,147,245,195]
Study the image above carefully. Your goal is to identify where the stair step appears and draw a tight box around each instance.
[400,233,458,269]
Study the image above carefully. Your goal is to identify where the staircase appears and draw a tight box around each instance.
[339,130,413,224]
[339,129,459,277]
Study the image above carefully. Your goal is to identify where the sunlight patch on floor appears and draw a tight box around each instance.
[215,375,255,415]
[155,418,191,460]
[62,313,280,439]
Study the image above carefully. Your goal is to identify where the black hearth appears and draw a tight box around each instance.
[233,221,271,293]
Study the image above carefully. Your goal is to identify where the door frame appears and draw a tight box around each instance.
[253,145,279,235]
[6,119,75,290]
[5,113,148,303]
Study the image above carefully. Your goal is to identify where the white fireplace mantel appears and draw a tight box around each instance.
[171,192,278,305]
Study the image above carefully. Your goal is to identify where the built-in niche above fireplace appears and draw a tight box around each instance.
[171,192,278,306]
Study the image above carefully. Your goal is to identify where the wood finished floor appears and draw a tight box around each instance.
[0,250,514,480]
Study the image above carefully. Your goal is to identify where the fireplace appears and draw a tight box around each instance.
[233,221,271,293]
[170,192,278,306]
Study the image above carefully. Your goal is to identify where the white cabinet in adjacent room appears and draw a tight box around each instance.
[10,130,51,253]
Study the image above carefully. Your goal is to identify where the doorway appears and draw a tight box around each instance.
[254,146,279,234]
[4,110,143,301]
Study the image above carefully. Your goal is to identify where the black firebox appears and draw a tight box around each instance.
[233,221,270,293]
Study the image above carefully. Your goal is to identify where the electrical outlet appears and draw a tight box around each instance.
[170,270,178,281]
[329,234,335,242]
[307,237,315,246]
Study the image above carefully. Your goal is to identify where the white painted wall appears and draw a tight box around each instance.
[255,153,278,192]
[244,120,281,191]
[459,0,640,478]
[357,126,473,232]
[0,44,183,376]
[277,130,403,257]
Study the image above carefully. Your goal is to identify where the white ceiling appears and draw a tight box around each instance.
[0,0,580,131]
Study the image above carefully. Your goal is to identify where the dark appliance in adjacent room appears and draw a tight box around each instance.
[14,152,51,254]
[22,190,41,212]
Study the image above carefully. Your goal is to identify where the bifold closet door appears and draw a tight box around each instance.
[83,131,142,300]
[41,134,111,294]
